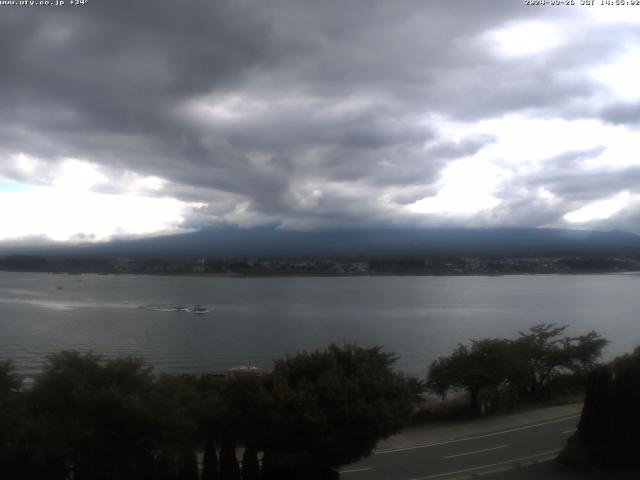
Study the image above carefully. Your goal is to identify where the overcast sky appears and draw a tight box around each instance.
[1,0,640,243]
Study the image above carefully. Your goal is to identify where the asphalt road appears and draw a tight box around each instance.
[339,414,580,480]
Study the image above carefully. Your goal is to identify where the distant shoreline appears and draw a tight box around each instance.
[1,269,639,278]
[2,253,640,277]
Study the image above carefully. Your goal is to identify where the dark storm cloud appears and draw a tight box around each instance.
[0,0,638,234]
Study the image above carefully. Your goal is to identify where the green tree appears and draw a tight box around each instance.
[219,431,241,480]
[0,361,24,478]
[566,331,609,376]
[202,434,219,480]
[262,344,414,477]
[514,324,607,399]
[29,351,160,480]
[611,346,640,467]
[562,346,639,469]
[241,445,260,480]
[219,374,271,451]
[577,366,614,465]
[427,339,512,416]
[513,324,570,398]
[427,325,608,415]
[149,373,202,467]
[177,449,199,480]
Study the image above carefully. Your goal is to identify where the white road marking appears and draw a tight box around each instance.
[443,444,508,459]
[340,467,373,474]
[562,428,577,435]
[375,415,579,454]
[408,449,561,480]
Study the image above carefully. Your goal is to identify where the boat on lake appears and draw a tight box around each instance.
[141,304,210,313]
[186,304,209,314]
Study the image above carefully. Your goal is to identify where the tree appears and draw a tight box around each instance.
[563,346,640,469]
[218,374,271,451]
[0,361,24,479]
[219,431,241,480]
[577,366,614,465]
[566,331,609,376]
[195,374,227,480]
[177,449,199,480]
[211,374,270,480]
[241,445,260,480]
[149,373,202,465]
[262,344,414,477]
[29,351,161,480]
[513,324,570,398]
[202,434,219,480]
[610,346,640,467]
[427,339,512,416]
[427,325,608,415]
[514,324,607,399]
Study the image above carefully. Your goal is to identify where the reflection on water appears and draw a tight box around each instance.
[0,297,140,311]
[1,271,639,377]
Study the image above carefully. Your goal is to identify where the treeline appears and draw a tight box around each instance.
[0,345,415,480]
[0,325,624,478]
[561,346,640,469]
[426,324,608,416]
[3,254,640,276]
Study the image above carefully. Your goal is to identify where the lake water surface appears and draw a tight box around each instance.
[1,272,639,377]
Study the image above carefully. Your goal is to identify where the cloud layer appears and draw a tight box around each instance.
[1,0,640,241]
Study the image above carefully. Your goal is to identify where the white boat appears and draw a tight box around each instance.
[186,304,209,314]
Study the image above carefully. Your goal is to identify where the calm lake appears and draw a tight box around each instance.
[1,271,639,377]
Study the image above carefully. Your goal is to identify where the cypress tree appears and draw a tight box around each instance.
[259,451,274,480]
[241,445,260,480]
[202,435,219,480]
[578,366,613,466]
[219,433,241,480]
[612,364,640,466]
[177,449,199,480]
[568,349,640,469]
[258,450,311,480]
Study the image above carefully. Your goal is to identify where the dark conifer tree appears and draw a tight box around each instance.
[202,434,219,480]
[177,449,199,480]
[612,356,640,467]
[577,366,613,466]
[219,432,241,480]
[259,451,274,480]
[241,444,260,480]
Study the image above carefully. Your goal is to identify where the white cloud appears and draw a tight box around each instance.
[591,46,640,102]
[124,171,167,192]
[409,159,504,216]
[0,188,200,242]
[481,21,563,59]
[13,153,41,173]
[0,159,203,242]
[53,159,109,191]
[435,114,640,174]
[564,191,631,224]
